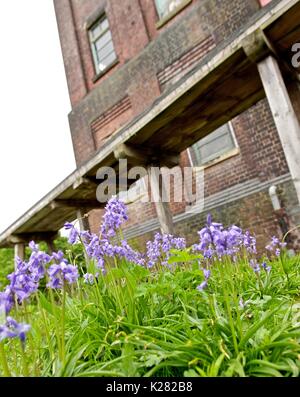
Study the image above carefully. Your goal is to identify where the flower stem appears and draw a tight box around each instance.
[0,343,11,377]
[21,343,29,377]
[61,285,66,365]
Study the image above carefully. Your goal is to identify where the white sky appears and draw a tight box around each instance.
[0,1,76,233]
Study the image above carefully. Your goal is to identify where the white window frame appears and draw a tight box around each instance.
[88,15,117,75]
[188,122,239,167]
[154,0,190,20]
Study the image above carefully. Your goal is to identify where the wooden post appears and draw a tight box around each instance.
[148,166,174,235]
[257,55,300,204]
[76,209,90,263]
[14,243,25,264]
[76,209,90,232]
[46,239,56,254]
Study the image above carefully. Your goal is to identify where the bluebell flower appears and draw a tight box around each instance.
[261,261,271,273]
[203,268,211,280]
[194,214,257,260]
[64,222,79,244]
[47,262,79,289]
[83,273,95,285]
[266,236,286,256]
[197,280,208,291]
[100,196,128,239]
[0,289,14,315]
[250,259,260,273]
[145,232,186,268]
[0,317,30,345]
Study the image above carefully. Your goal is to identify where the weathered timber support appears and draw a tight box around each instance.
[257,55,300,204]
[76,209,90,232]
[148,166,174,235]
[46,239,56,254]
[50,199,103,210]
[76,209,90,263]
[114,143,180,168]
[14,242,25,264]
[113,143,176,234]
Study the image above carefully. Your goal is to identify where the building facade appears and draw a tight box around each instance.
[54,0,300,251]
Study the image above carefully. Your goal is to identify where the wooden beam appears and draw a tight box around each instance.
[258,55,300,203]
[114,143,180,167]
[73,176,99,190]
[10,232,58,245]
[50,199,104,210]
[148,166,174,235]
[242,29,276,63]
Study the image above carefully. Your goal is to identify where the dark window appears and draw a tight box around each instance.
[89,16,117,75]
[190,123,236,166]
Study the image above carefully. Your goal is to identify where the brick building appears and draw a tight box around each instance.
[52,0,300,251]
[1,0,300,257]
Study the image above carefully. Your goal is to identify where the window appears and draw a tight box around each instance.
[190,123,237,166]
[155,0,185,20]
[89,16,117,75]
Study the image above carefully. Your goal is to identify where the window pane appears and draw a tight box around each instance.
[101,18,109,31]
[192,124,235,165]
[89,16,116,73]
[95,30,112,51]
[91,17,109,40]
[155,0,184,19]
[90,24,102,40]
[97,41,115,61]
[98,51,117,71]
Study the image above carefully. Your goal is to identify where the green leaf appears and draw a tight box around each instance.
[239,303,284,349]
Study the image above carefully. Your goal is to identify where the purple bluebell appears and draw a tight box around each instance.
[0,317,30,345]
[266,236,286,256]
[100,197,128,239]
[0,289,14,315]
[83,273,95,284]
[243,231,257,254]
[203,268,211,280]
[64,222,79,244]
[250,259,260,274]
[47,262,79,289]
[261,261,271,273]
[197,280,208,291]
[194,214,256,260]
[146,232,186,268]
[7,270,39,302]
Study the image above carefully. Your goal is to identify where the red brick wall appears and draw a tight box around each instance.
[87,90,294,247]
[55,0,300,251]
[157,35,216,91]
[58,0,151,105]
[57,0,260,165]
[53,0,88,106]
[91,96,133,148]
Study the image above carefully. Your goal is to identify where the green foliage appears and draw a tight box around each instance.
[0,248,14,289]
[1,248,300,377]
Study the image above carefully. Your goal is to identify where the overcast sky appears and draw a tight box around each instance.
[0,1,76,233]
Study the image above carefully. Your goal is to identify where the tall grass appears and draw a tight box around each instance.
[1,245,299,377]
